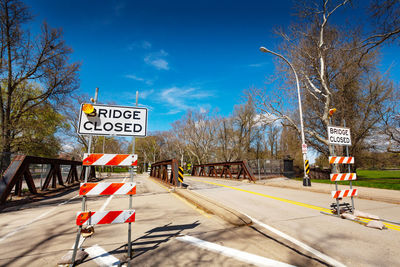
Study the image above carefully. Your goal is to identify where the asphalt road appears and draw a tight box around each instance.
[184,176,400,267]
[0,173,336,267]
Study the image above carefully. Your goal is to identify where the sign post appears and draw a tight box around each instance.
[128,91,139,261]
[71,92,147,266]
[302,144,308,154]
[328,123,356,216]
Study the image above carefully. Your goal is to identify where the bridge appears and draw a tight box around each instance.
[0,157,399,266]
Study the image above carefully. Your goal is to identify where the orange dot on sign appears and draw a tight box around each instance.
[83,104,94,114]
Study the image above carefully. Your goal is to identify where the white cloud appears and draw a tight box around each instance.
[159,86,213,114]
[248,62,269,68]
[125,74,153,85]
[62,144,74,152]
[126,74,144,81]
[254,113,280,127]
[141,41,152,49]
[128,40,152,50]
[139,89,155,99]
[144,50,170,70]
[146,58,169,70]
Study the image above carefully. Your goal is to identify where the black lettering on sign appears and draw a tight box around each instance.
[113,110,122,118]
[134,124,142,132]
[133,111,140,119]
[124,123,132,132]
[115,122,123,131]
[94,122,102,131]
[98,109,107,118]
[84,121,93,130]
[123,111,131,119]
[88,108,97,117]
[104,122,113,131]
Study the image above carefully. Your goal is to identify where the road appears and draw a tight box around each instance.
[0,173,336,267]
[184,176,400,267]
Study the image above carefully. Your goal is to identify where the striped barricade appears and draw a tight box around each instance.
[79,182,136,196]
[329,156,354,164]
[331,189,358,199]
[83,153,138,166]
[178,167,184,183]
[305,160,310,174]
[76,210,135,226]
[330,173,357,181]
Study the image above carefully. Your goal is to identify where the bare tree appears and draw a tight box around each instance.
[173,110,217,164]
[232,99,258,160]
[0,0,79,168]
[266,124,279,159]
[60,94,89,150]
[251,0,399,160]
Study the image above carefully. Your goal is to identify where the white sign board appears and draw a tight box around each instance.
[302,144,308,154]
[328,126,351,146]
[78,104,148,137]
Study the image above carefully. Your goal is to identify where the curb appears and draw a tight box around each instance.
[175,188,252,226]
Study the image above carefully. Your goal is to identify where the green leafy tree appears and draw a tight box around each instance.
[0,0,79,169]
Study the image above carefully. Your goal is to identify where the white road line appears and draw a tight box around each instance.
[0,194,80,243]
[85,244,122,266]
[246,215,347,267]
[176,235,295,267]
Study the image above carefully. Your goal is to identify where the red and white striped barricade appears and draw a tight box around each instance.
[329,155,358,214]
[80,182,136,196]
[71,153,139,263]
[329,156,354,164]
[76,210,136,226]
[331,189,358,199]
[330,173,357,181]
[83,153,138,166]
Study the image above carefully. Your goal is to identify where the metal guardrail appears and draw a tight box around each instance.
[150,159,180,186]
[247,159,295,179]
[191,160,256,182]
[0,155,95,204]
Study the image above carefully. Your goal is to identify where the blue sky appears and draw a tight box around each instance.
[24,0,400,133]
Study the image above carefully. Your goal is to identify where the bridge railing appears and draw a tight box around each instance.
[191,160,256,182]
[150,159,180,186]
[0,155,94,204]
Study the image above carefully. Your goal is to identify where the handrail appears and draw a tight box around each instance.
[0,155,91,204]
[150,159,180,186]
[191,160,256,182]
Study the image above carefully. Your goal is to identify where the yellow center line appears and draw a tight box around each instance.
[191,178,400,231]
[148,177,210,218]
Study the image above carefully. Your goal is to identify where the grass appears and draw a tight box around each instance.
[295,169,400,191]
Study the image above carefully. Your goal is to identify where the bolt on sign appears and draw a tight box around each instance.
[327,126,351,146]
[78,104,148,137]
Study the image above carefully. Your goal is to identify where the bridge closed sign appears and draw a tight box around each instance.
[78,104,148,137]
[328,126,351,146]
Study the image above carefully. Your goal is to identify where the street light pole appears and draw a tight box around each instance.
[259,46,311,186]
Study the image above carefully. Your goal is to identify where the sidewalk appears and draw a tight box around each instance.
[257,177,400,205]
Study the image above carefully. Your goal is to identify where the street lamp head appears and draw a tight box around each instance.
[259,46,269,53]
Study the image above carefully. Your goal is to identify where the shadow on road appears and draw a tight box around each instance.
[81,221,201,265]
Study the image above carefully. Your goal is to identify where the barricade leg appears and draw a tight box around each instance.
[70,226,82,266]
